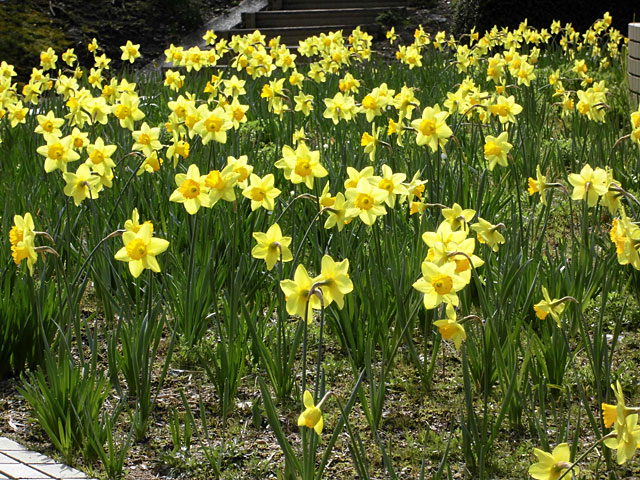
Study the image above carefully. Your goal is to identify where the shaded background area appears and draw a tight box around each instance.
[1,0,637,83]
[453,0,637,37]
[0,0,237,80]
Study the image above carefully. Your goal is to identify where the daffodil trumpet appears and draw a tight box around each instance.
[297,390,333,436]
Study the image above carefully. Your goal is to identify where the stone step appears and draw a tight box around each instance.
[218,23,382,44]
[242,6,405,28]
[0,437,96,480]
[269,0,407,9]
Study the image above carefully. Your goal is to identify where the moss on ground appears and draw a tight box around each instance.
[0,0,236,81]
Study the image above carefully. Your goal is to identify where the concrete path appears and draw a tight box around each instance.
[0,438,94,480]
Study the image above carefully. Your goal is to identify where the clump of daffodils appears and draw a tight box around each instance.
[279,255,353,322]
[412,206,495,351]
[9,213,58,275]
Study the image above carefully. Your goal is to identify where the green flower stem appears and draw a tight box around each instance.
[106,153,147,225]
[290,207,329,270]
[311,286,326,404]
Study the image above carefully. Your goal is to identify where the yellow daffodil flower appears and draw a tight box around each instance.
[344,166,374,190]
[193,104,232,144]
[386,27,397,44]
[610,212,640,270]
[37,134,81,173]
[61,48,77,67]
[567,163,608,207]
[242,173,281,211]
[252,223,293,271]
[360,86,392,122]
[604,413,640,465]
[86,137,117,176]
[297,390,326,436]
[9,213,35,247]
[275,143,327,190]
[313,255,353,309]
[169,164,211,214]
[434,303,466,351]
[489,95,523,124]
[39,47,57,71]
[34,111,64,137]
[114,223,169,278]
[293,92,314,116]
[393,85,420,118]
[280,264,322,320]
[120,40,141,63]
[205,165,239,206]
[63,164,101,206]
[411,104,452,152]
[369,164,408,208]
[113,92,145,131]
[288,69,304,88]
[533,286,568,327]
[84,96,112,125]
[345,178,387,226]
[164,69,185,92]
[323,193,354,232]
[602,381,634,429]
[483,131,513,170]
[442,203,476,231]
[166,137,190,167]
[360,126,382,162]
[124,208,153,235]
[413,261,466,310]
[338,72,360,93]
[528,443,577,480]
[528,165,549,204]
[323,92,356,124]
[226,98,249,128]
[576,88,607,122]
[137,151,163,176]
[226,155,253,189]
[11,232,37,274]
[471,218,505,252]
[7,101,28,127]
[132,122,162,157]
